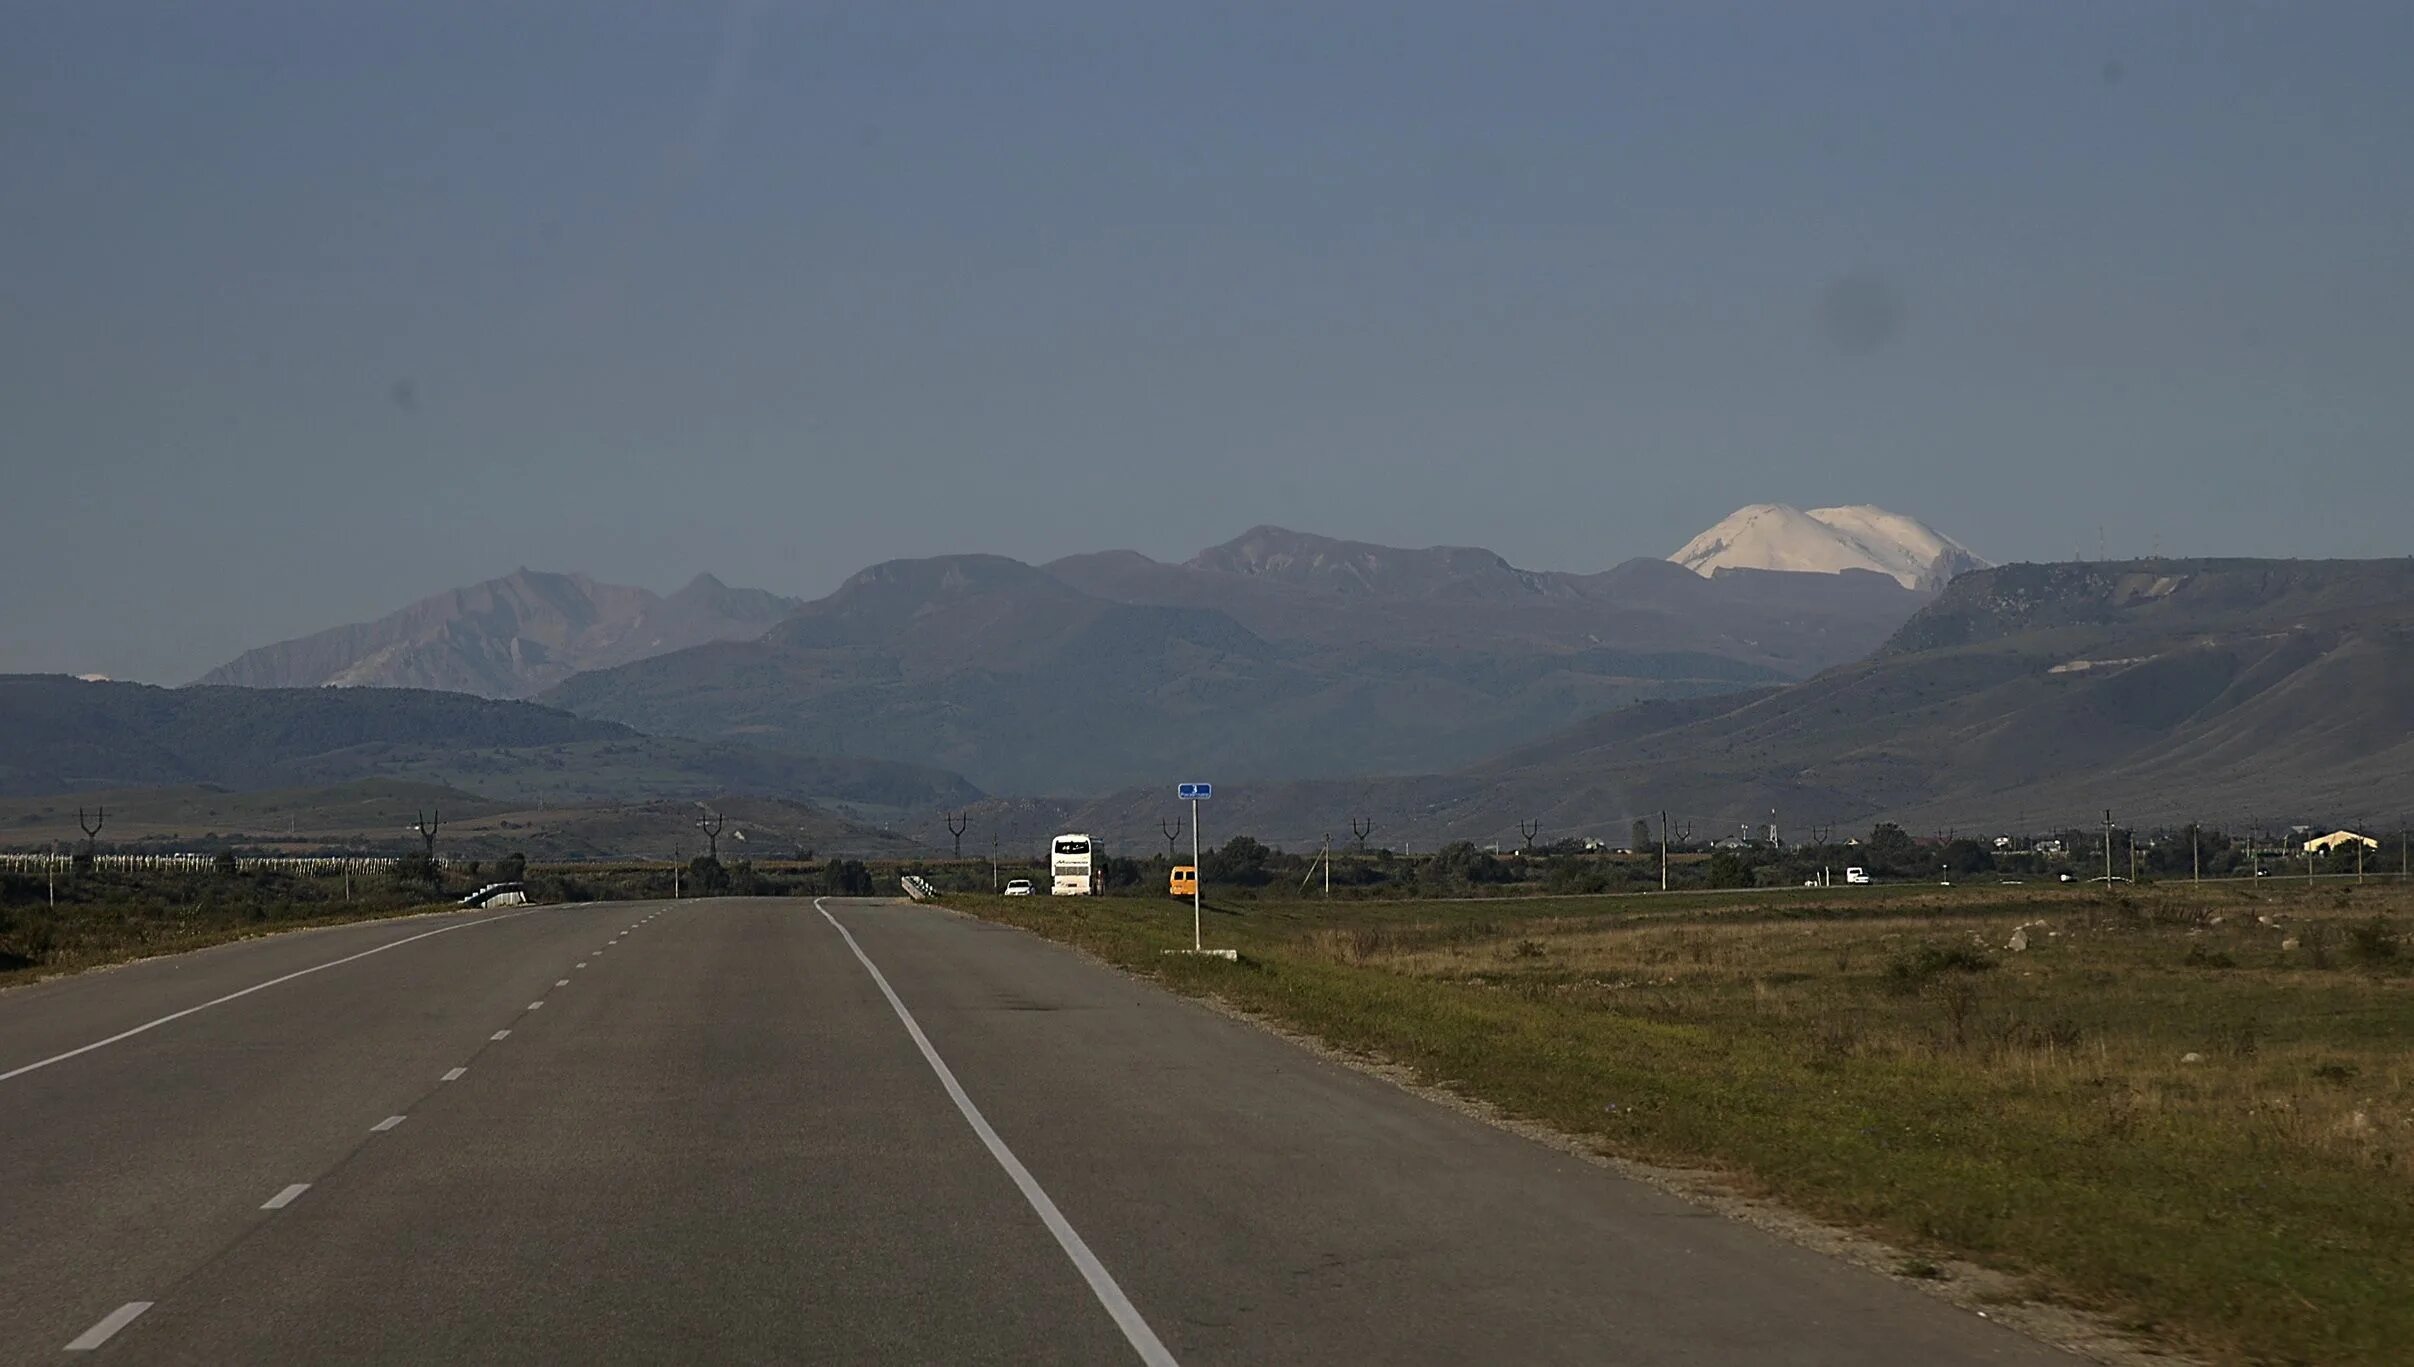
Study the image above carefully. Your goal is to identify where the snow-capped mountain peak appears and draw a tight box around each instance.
[1670,504,1985,591]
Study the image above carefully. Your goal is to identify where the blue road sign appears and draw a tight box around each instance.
[1179,782,1213,800]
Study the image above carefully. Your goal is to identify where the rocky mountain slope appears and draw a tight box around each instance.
[195,570,800,699]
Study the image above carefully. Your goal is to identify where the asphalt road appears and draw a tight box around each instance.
[0,898,2078,1365]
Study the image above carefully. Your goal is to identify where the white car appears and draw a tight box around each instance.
[1003,879,1034,897]
[1844,868,1871,885]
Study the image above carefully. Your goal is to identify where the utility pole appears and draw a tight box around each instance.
[694,809,725,862]
[991,831,1001,891]
[945,811,967,859]
[2102,810,2114,885]
[1160,816,1183,865]
[79,805,107,863]
[2191,822,2200,883]
[1659,811,1669,892]
[1518,819,1540,857]
[1299,834,1333,897]
[1351,816,1373,854]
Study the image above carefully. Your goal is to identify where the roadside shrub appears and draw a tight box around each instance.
[2184,943,2237,970]
[687,857,730,894]
[2345,917,2400,965]
[1883,943,1997,991]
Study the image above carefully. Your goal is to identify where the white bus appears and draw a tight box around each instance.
[1050,833,1098,896]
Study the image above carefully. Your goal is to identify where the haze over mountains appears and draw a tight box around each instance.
[1019,557,2414,849]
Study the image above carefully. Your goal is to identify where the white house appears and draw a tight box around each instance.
[2302,830,2380,856]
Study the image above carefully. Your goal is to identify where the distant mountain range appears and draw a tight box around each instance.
[195,570,800,698]
[1670,504,1987,591]
[992,557,2414,848]
[542,526,1929,794]
[181,512,1981,798]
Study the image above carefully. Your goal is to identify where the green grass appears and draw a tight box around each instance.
[0,870,457,984]
[962,881,2414,1366]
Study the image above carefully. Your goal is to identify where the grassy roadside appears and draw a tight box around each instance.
[0,872,466,987]
[961,882,2414,1366]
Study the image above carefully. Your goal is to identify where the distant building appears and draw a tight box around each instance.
[2303,830,2380,855]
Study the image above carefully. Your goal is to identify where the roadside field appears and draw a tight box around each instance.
[965,881,2414,1366]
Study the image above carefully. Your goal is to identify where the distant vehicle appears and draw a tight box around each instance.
[1003,879,1034,897]
[1844,867,1871,885]
[1050,833,1097,896]
[1170,864,1198,898]
[2058,872,2075,883]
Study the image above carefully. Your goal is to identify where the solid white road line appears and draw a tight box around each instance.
[64,1302,152,1351]
[491,1030,511,1041]
[814,899,1178,1367]
[442,1067,468,1082]
[0,911,536,1084]
[370,1115,406,1132]
[261,1184,310,1210]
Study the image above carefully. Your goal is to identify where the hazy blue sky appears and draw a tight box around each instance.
[6,2,2410,681]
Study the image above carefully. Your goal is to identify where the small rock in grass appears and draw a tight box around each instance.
[2181,1052,2205,1065]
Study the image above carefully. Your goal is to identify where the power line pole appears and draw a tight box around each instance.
[945,811,967,859]
[2102,809,2114,885]
[2191,822,2200,883]
[1659,811,1669,892]
[1160,816,1183,864]
[1351,816,1373,853]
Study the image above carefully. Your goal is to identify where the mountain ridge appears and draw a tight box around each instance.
[544,530,1927,794]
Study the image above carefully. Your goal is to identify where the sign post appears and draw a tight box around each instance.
[1178,783,1211,951]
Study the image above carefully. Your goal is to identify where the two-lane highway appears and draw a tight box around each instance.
[1,898,2077,1363]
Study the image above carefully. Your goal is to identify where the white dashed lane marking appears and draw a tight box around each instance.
[261,1184,309,1210]
[64,1302,152,1351]
[442,1067,467,1082]
[528,1001,544,1011]
[491,1030,511,1041]
[556,979,570,987]
[370,1115,406,1133]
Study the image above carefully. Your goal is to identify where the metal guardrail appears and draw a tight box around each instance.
[460,882,530,907]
